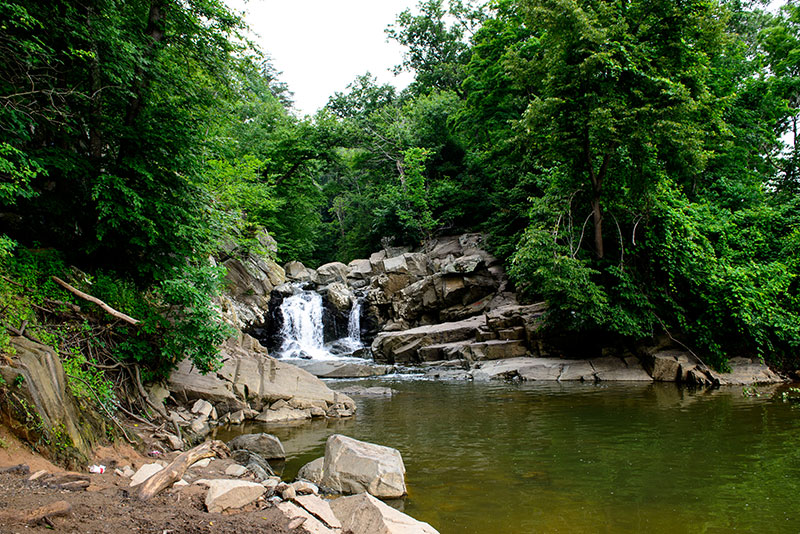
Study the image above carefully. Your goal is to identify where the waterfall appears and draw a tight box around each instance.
[278,290,329,360]
[277,288,364,360]
[347,298,362,343]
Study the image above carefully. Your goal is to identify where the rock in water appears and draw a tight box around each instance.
[321,435,406,498]
[297,457,324,485]
[329,492,439,534]
[227,433,286,460]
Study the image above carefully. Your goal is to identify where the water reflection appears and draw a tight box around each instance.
[218,380,800,534]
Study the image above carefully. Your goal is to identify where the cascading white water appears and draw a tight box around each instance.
[337,298,363,352]
[277,289,364,360]
[348,299,361,342]
[278,291,329,360]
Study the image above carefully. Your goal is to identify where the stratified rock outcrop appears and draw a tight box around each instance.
[217,230,286,331]
[0,336,102,465]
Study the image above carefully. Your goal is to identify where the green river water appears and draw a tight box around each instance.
[216,380,800,534]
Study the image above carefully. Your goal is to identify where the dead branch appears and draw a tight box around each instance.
[51,276,140,325]
[136,440,230,501]
[0,500,72,526]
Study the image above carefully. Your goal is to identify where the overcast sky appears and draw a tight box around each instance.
[227,0,789,116]
[225,0,417,116]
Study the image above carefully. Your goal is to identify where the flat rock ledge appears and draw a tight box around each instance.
[466,354,784,385]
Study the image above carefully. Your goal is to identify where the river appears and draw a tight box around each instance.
[216,379,799,534]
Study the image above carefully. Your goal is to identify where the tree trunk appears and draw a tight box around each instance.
[591,196,604,259]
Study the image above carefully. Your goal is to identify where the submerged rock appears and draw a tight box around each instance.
[227,433,285,460]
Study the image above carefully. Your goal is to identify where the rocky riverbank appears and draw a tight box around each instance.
[252,232,787,387]
[0,426,437,534]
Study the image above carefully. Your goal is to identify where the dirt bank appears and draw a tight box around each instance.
[0,427,291,534]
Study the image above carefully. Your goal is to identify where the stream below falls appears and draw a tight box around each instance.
[215,379,800,534]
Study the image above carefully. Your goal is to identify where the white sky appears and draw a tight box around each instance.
[226,0,418,116]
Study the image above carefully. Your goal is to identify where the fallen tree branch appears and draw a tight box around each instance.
[137,440,230,501]
[0,500,72,526]
[51,276,140,325]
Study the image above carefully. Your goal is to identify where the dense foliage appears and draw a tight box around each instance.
[1,0,798,390]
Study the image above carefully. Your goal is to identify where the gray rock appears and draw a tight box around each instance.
[191,399,214,417]
[321,435,406,498]
[168,332,356,418]
[228,409,245,424]
[291,480,319,495]
[292,360,392,379]
[231,449,276,477]
[297,457,324,485]
[0,337,99,460]
[441,254,484,274]
[325,282,353,312]
[712,357,785,385]
[129,463,164,487]
[317,262,350,284]
[225,464,248,477]
[280,484,297,501]
[256,406,313,423]
[347,259,373,280]
[294,494,342,530]
[329,492,439,534]
[647,350,687,381]
[228,433,286,460]
[205,479,266,513]
[371,315,486,364]
[273,501,337,534]
[590,356,653,382]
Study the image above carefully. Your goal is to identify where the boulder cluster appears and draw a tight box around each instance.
[162,333,356,444]
[119,432,436,534]
[275,233,784,386]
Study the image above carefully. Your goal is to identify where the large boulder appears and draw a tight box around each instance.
[321,435,407,498]
[227,433,286,460]
[711,357,785,385]
[297,457,325,484]
[348,259,374,280]
[168,332,356,416]
[285,261,319,284]
[329,492,439,534]
[470,356,652,382]
[325,282,353,312]
[317,262,350,285]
